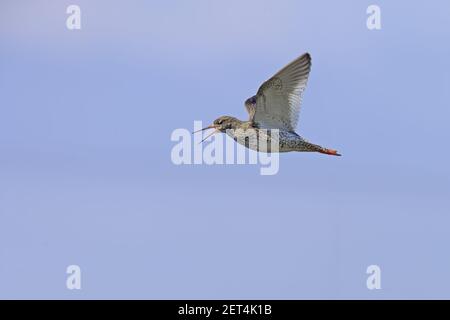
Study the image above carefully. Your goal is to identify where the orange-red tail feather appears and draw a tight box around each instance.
[319,148,341,156]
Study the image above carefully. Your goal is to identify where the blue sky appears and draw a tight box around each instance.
[0,0,449,299]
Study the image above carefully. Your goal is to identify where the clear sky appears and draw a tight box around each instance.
[1,0,449,299]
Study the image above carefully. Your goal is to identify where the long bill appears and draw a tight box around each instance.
[199,128,220,143]
[192,125,219,143]
[192,125,214,134]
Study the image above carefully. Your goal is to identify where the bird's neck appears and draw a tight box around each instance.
[234,120,254,130]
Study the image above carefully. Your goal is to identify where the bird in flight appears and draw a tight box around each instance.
[195,53,341,156]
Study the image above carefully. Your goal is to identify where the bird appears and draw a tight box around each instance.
[194,53,341,156]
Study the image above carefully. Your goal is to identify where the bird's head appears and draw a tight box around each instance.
[212,116,241,131]
[193,116,241,142]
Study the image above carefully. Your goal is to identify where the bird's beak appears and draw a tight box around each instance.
[192,125,220,143]
[192,125,215,134]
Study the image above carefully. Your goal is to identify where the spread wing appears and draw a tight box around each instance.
[245,53,311,131]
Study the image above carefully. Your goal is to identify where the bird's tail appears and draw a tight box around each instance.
[301,141,341,156]
[318,148,341,156]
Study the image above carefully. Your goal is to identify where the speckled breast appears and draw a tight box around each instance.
[225,128,306,153]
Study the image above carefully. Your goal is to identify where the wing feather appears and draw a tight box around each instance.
[245,53,311,131]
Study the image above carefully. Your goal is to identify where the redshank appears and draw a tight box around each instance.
[195,53,341,156]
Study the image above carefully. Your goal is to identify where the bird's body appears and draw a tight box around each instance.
[216,117,338,154]
[226,126,304,153]
[197,53,341,156]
